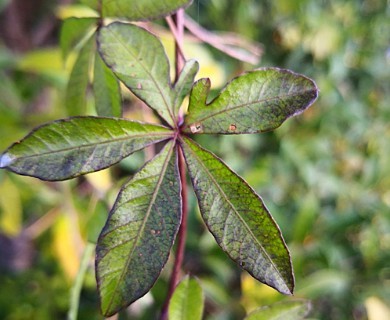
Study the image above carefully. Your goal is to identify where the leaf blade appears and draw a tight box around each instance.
[172,59,199,120]
[96,140,181,316]
[60,17,97,60]
[93,51,122,117]
[184,68,318,134]
[168,276,204,320]
[102,0,193,21]
[65,35,95,116]
[97,22,175,126]
[0,117,172,181]
[181,137,294,295]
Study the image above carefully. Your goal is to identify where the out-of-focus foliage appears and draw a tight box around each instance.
[0,0,389,319]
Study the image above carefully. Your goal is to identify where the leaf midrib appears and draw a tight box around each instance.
[11,132,172,160]
[183,138,286,285]
[104,141,175,313]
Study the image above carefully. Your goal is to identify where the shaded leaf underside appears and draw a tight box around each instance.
[0,117,172,180]
[184,68,318,134]
[181,137,294,294]
[96,140,181,316]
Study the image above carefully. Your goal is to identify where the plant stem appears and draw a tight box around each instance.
[160,9,187,320]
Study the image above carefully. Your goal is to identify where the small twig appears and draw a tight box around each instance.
[165,15,186,69]
[184,14,263,65]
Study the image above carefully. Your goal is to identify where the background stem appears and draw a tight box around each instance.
[160,8,187,320]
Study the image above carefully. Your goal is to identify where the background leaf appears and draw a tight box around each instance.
[60,17,97,60]
[102,0,192,21]
[184,68,318,134]
[181,137,294,295]
[97,22,175,126]
[96,141,181,316]
[168,275,204,320]
[244,299,311,320]
[0,117,172,181]
[93,51,122,117]
[65,35,95,116]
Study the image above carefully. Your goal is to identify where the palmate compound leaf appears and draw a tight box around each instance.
[0,117,172,181]
[96,140,181,316]
[101,0,193,21]
[181,137,294,295]
[184,67,318,134]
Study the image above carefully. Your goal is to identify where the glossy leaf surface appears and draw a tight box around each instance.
[184,68,318,134]
[173,59,199,120]
[98,22,175,126]
[168,276,204,320]
[0,117,172,181]
[93,51,122,117]
[181,137,294,295]
[245,299,311,320]
[102,0,192,21]
[96,141,181,316]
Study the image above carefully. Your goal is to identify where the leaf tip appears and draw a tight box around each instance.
[0,152,14,168]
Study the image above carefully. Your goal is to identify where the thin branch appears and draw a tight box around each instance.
[165,15,186,69]
[184,14,263,65]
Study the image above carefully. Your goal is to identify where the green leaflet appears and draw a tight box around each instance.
[244,299,311,320]
[172,59,199,120]
[181,137,294,295]
[60,17,97,60]
[93,51,122,117]
[98,22,175,127]
[184,68,318,134]
[0,117,172,181]
[168,276,204,320]
[102,0,192,20]
[65,35,95,116]
[96,140,181,316]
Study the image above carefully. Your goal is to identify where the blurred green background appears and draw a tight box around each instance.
[0,0,389,319]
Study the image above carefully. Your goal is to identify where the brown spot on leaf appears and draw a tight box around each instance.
[190,122,203,133]
[229,124,237,131]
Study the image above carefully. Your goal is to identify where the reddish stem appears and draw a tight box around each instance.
[160,9,188,320]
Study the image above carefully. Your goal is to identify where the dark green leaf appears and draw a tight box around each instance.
[96,140,181,316]
[168,276,204,320]
[0,117,172,181]
[173,59,199,120]
[65,35,95,116]
[60,17,97,60]
[184,68,318,134]
[102,0,193,21]
[181,137,294,295]
[98,22,175,127]
[93,51,122,117]
[245,299,311,320]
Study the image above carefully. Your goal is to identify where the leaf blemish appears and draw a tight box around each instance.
[190,122,203,133]
[229,124,237,131]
